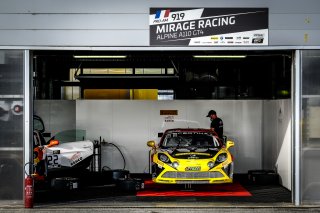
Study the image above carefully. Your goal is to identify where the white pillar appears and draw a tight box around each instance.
[293,49,301,205]
[24,50,32,177]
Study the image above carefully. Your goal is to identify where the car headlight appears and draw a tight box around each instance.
[207,161,214,169]
[158,153,170,163]
[172,161,179,169]
[216,153,227,163]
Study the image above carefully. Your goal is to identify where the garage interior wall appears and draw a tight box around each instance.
[34,99,292,190]
[262,100,292,190]
[0,0,320,46]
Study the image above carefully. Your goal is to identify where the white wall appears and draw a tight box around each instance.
[76,100,263,173]
[262,99,291,190]
[0,0,320,46]
[34,100,76,137]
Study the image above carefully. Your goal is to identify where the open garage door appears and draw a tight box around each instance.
[31,50,293,206]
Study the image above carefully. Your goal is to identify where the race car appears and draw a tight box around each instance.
[147,128,234,184]
[33,115,94,180]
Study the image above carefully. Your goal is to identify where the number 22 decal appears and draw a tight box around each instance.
[47,154,60,168]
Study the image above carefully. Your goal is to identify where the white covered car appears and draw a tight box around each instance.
[33,115,94,179]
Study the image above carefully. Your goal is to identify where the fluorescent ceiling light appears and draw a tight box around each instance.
[193,55,247,59]
[73,55,127,59]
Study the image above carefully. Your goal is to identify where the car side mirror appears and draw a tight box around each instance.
[226,140,234,149]
[147,140,156,148]
[47,139,59,147]
[158,132,163,137]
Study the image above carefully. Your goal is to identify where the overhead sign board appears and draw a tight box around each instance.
[150,8,268,46]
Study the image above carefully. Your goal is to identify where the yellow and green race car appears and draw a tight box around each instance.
[147,128,234,184]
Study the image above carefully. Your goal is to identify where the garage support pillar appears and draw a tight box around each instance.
[24,50,32,177]
[293,49,301,206]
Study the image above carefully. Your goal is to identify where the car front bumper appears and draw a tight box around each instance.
[152,166,233,184]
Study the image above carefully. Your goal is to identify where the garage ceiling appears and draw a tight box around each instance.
[32,50,292,100]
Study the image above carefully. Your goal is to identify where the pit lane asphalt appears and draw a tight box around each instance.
[0,178,319,212]
[1,204,320,213]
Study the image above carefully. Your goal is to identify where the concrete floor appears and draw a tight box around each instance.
[1,198,320,213]
[0,179,319,212]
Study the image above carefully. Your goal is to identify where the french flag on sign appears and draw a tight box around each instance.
[155,9,170,19]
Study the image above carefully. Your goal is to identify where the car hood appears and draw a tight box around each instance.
[160,147,220,159]
[45,140,94,168]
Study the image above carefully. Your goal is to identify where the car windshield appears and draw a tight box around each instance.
[33,115,45,132]
[51,129,86,144]
[161,131,220,148]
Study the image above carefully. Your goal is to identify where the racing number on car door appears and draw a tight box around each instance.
[47,154,60,168]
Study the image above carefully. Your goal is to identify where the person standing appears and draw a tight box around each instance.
[206,110,224,139]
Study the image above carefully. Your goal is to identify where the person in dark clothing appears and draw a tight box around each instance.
[206,110,224,139]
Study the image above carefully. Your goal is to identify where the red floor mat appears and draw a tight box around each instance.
[137,180,252,197]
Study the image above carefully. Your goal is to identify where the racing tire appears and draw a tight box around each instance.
[51,177,80,190]
[111,169,130,182]
[116,178,137,192]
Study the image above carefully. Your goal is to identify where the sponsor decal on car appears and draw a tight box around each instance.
[71,157,83,166]
[53,150,60,154]
[70,152,83,166]
[185,166,201,171]
[176,152,210,156]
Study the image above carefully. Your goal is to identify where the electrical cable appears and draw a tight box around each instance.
[107,142,126,170]
[24,162,33,176]
[102,166,111,171]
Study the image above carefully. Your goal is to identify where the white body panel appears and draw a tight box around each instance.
[45,140,93,169]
